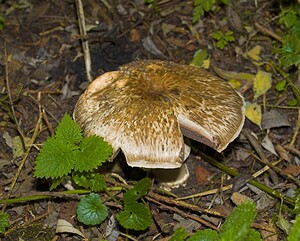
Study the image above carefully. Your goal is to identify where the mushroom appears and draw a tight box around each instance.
[73,60,245,188]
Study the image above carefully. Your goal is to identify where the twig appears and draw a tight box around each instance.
[75,0,92,82]
[255,22,283,43]
[289,108,300,147]
[243,129,300,187]
[2,93,43,212]
[242,129,279,184]
[146,196,220,231]
[197,153,295,205]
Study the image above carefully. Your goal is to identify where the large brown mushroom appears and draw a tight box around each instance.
[74,60,245,188]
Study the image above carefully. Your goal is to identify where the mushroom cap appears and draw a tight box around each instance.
[74,60,245,169]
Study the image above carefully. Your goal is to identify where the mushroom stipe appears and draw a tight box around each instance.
[74,60,245,188]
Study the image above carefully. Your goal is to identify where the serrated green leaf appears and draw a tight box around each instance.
[123,177,152,205]
[219,202,256,241]
[288,215,300,241]
[55,114,82,144]
[169,227,188,241]
[74,136,113,172]
[49,177,64,191]
[77,193,108,225]
[116,203,152,231]
[73,172,92,189]
[91,173,106,191]
[0,212,9,233]
[244,228,262,241]
[188,229,218,241]
[34,137,75,179]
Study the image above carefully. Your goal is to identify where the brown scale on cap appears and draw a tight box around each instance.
[74,60,245,171]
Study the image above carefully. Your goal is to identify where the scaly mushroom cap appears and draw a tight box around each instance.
[74,60,245,169]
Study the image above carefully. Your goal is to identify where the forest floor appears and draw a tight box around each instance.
[0,0,299,240]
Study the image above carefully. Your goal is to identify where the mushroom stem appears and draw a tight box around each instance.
[151,143,191,189]
[151,164,190,190]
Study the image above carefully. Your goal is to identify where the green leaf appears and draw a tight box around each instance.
[245,229,262,241]
[288,215,300,241]
[73,172,92,189]
[123,177,152,205]
[55,114,82,145]
[218,202,257,241]
[91,173,106,192]
[169,227,188,241]
[288,99,298,107]
[293,195,300,214]
[277,213,292,235]
[0,212,9,233]
[74,136,113,172]
[191,49,207,67]
[116,203,152,231]
[275,80,287,92]
[49,177,64,191]
[73,172,106,191]
[77,193,108,225]
[212,31,223,40]
[34,137,75,179]
[188,229,218,241]
[0,16,4,30]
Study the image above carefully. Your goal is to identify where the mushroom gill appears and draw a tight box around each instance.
[74,60,245,171]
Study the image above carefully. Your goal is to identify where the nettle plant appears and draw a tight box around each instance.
[34,114,152,231]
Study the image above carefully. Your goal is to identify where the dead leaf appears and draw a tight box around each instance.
[261,133,278,157]
[142,36,166,57]
[55,219,85,238]
[245,102,262,128]
[246,45,262,62]
[228,79,242,89]
[194,166,212,185]
[262,109,291,129]
[260,221,278,241]
[276,144,291,162]
[231,192,253,206]
[212,65,255,81]
[254,70,272,99]
[284,165,300,176]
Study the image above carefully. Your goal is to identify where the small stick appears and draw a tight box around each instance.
[243,129,300,187]
[2,96,43,212]
[146,196,220,231]
[75,0,92,82]
[255,22,283,43]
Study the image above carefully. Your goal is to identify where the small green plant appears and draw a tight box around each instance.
[33,114,153,231]
[0,213,9,233]
[170,202,300,241]
[193,0,229,23]
[170,202,261,241]
[274,4,300,68]
[34,114,113,184]
[76,177,152,230]
[211,30,235,49]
